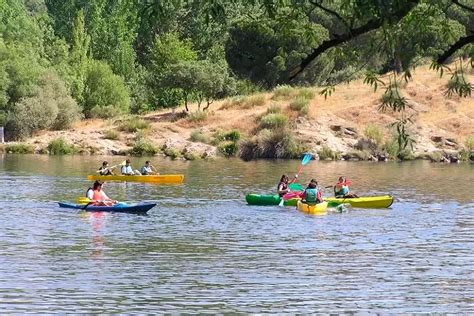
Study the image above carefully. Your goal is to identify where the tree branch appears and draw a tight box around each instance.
[437,32,474,64]
[452,0,474,13]
[308,0,350,30]
[289,0,420,80]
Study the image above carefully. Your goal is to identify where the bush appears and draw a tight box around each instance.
[47,138,75,155]
[187,111,208,123]
[318,145,340,160]
[239,129,305,160]
[297,88,315,100]
[129,139,158,156]
[364,124,384,146]
[163,147,181,159]
[211,130,226,145]
[266,104,282,114]
[259,113,288,129]
[465,135,474,151]
[183,151,199,160]
[104,129,120,140]
[118,117,150,133]
[243,94,266,109]
[224,130,241,142]
[272,85,295,100]
[289,97,310,112]
[218,141,238,157]
[4,143,34,154]
[84,60,131,118]
[235,79,261,95]
[220,96,247,110]
[190,130,211,143]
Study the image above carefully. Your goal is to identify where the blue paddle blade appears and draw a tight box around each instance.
[301,153,312,165]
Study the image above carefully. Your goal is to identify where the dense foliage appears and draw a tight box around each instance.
[0,0,472,140]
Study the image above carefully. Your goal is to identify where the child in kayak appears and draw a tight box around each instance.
[98,161,114,175]
[277,174,298,197]
[121,159,141,175]
[302,179,323,204]
[140,161,159,175]
[334,176,358,198]
[88,181,117,206]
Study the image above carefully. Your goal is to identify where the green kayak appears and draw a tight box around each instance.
[245,194,300,206]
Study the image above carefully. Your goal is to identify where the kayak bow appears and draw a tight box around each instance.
[297,200,328,215]
[246,194,300,207]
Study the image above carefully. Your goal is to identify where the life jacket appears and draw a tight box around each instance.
[305,188,321,203]
[335,183,349,196]
[277,181,288,197]
[92,189,107,201]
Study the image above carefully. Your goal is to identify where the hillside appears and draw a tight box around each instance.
[7,65,474,161]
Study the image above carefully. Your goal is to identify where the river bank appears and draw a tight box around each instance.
[1,66,473,162]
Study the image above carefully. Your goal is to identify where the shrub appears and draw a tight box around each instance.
[364,124,384,146]
[47,138,75,155]
[272,85,295,100]
[243,94,266,109]
[218,141,238,157]
[220,96,247,110]
[318,145,339,160]
[465,135,474,151]
[5,143,34,154]
[289,96,310,112]
[104,129,120,140]
[211,130,226,145]
[163,147,181,159]
[187,110,208,123]
[297,88,315,100]
[118,117,150,133]
[129,139,158,156]
[266,104,282,114]
[224,130,241,142]
[183,151,199,160]
[84,60,131,118]
[239,129,305,160]
[190,130,211,143]
[259,113,288,129]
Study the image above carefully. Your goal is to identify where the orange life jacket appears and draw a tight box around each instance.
[92,190,107,201]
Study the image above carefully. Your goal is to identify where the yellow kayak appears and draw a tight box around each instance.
[325,195,394,208]
[87,174,184,184]
[297,200,328,215]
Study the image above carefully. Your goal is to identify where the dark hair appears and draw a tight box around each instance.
[280,175,289,182]
[310,179,318,185]
[126,159,131,163]
[102,161,108,166]
[308,182,317,189]
[145,160,150,164]
[93,180,103,190]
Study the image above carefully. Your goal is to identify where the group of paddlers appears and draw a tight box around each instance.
[277,175,358,204]
[98,159,159,176]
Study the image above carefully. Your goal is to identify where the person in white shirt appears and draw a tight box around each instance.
[140,161,158,175]
[121,159,141,175]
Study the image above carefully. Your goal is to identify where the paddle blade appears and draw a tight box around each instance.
[77,197,91,204]
[289,183,303,191]
[301,153,312,166]
[282,191,302,200]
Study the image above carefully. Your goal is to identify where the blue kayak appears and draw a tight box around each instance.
[58,202,156,214]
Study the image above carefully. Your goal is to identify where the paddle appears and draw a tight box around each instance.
[279,153,313,206]
[96,160,126,173]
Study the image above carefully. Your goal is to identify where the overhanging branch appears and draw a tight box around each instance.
[289,0,420,80]
[437,32,474,64]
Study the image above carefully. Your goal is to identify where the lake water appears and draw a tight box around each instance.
[0,154,473,313]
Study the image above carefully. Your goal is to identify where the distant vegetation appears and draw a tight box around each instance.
[0,0,471,158]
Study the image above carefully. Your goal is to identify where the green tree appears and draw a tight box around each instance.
[83,60,130,118]
[69,9,90,105]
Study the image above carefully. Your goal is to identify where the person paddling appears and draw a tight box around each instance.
[277,174,298,197]
[98,161,114,175]
[334,176,358,198]
[88,181,117,206]
[302,179,323,204]
[121,159,141,175]
[140,161,159,175]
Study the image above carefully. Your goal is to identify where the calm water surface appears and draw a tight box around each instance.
[0,154,473,313]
